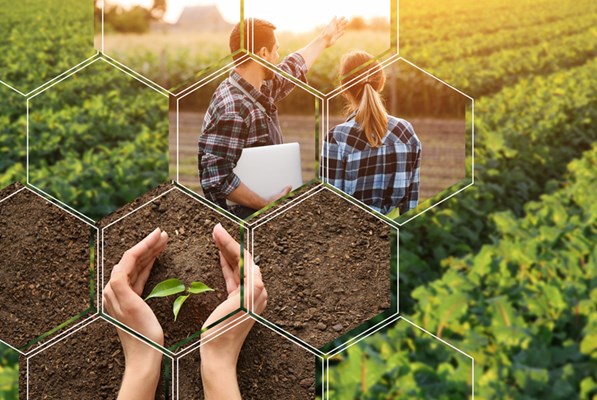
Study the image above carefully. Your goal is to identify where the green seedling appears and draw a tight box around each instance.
[145,278,214,321]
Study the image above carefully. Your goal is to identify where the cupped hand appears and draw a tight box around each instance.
[103,228,169,354]
[200,224,268,400]
[103,228,169,400]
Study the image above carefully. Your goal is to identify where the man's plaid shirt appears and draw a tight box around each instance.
[198,53,308,208]
[322,115,422,215]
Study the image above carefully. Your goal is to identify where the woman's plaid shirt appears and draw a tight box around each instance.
[322,116,422,215]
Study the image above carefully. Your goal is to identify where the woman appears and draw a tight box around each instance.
[323,51,422,215]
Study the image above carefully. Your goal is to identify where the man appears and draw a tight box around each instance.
[199,17,348,218]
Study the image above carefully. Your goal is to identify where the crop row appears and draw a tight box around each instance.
[328,143,595,399]
[0,0,94,94]
[410,144,596,399]
[425,28,597,98]
[401,11,597,67]
[399,56,597,310]
[399,0,593,46]
[311,26,596,104]
[29,125,168,219]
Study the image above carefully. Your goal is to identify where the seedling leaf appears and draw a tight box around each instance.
[173,295,190,321]
[188,281,214,295]
[145,278,186,300]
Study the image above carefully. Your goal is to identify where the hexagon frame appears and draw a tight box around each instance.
[175,314,326,400]
[25,54,170,223]
[100,184,247,357]
[97,1,247,96]
[0,1,481,398]
[173,52,325,226]
[24,314,176,400]
[246,184,400,356]
[243,0,400,96]
[0,185,99,357]
[323,314,475,400]
[323,54,475,228]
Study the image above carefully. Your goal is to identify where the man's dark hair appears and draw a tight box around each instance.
[229,18,277,64]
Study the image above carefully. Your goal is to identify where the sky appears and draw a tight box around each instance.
[104,0,390,32]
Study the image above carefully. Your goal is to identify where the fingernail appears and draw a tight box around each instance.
[213,223,222,241]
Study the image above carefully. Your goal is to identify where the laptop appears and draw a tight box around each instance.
[227,142,303,206]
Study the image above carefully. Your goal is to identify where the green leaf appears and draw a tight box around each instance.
[145,278,185,300]
[173,295,190,321]
[188,281,214,295]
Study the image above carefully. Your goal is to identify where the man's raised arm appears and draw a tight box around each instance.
[297,17,348,70]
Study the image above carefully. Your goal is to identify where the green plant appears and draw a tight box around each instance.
[0,343,18,400]
[145,278,214,321]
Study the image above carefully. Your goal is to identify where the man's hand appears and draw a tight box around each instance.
[103,227,168,400]
[200,224,268,400]
[321,16,349,48]
[268,185,292,205]
[298,16,349,69]
[228,182,292,212]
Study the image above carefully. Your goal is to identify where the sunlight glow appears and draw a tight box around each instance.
[104,0,390,31]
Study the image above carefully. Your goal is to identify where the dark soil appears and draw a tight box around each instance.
[20,317,169,400]
[0,183,92,351]
[100,184,240,352]
[248,181,323,223]
[179,319,319,399]
[253,187,392,349]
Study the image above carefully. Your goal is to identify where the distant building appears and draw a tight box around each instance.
[172,5,233,33]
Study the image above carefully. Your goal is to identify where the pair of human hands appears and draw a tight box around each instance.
[103,224,266,400]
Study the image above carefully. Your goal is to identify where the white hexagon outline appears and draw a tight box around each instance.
[0,185,99,357]
[324,54,475,229]
[175,314,326,400]
[1,53,99,98]
[174,53,326,227]
[97,0,248,96]
[323,314,475,400]
[25,54,169,223]
[96,0,400,97]
[247,184,400,357]
[243,0,400,97]
[24,314,176,400]
[100,184,246,357]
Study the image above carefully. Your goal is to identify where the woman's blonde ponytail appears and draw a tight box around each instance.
[340,51,388,148]
[355,82,388,147]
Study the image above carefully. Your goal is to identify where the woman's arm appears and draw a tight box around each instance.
[200,224,269,400]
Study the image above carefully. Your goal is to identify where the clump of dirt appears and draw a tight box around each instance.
[253,187,392,349]
[100,184,240,352]
[178,319,319,399]
[0,183,92,351]
[20,317,169,399]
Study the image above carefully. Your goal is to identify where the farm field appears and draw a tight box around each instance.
[100,30,391,93]
[1,0,596,398]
